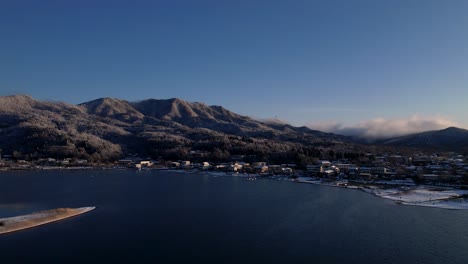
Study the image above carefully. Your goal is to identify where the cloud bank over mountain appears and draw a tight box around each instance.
[308,115,460,140]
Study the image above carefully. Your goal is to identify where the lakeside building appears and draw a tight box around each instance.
[1,149,467,186]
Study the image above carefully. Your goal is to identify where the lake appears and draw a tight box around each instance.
[1,170,468,263]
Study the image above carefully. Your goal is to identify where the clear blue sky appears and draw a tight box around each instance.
[1,0,467,130]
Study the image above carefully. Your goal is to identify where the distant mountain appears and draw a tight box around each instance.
[79,97,144,123]
[0,95,126,161]
[0,95,354,163]
[130,98,348,142]
[131,98,272,134]
[379,127,468,151]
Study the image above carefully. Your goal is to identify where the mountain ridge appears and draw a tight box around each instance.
[379,126,468,150]
[1,95,466,163]
[0,95,352,163]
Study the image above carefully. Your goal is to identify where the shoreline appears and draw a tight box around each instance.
[193,171,468,210]
[0,207,95,235]
[293,177,468,210]
[3,167,468,210]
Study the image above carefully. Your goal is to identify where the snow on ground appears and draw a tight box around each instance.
[293,176,468,210]
[402,199,468,210]
[371,186,468,210]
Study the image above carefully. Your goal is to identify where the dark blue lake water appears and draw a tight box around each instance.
[1,170,468,263]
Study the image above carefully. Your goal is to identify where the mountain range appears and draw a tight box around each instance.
[378,126,468,151]
[0,95,467,163]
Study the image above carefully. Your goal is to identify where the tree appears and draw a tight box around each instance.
[12,150,21,160]
[209,148,230,163]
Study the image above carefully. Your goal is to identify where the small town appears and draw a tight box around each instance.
[2,151,468,188]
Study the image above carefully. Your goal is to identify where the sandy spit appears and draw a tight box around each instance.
[0,207,95,235]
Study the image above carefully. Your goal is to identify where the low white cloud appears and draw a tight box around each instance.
[257,117,288,125]
[307,115,460,139]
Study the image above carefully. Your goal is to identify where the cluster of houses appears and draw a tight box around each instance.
[154,152,468,185]
[159,160,294,175]
[306,161,391,179]
[1,151,467,185]
[306,153,468,185]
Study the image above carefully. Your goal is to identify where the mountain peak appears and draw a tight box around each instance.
[169,97,184,103]
[381,126,468,151]
[5,94,34,100]
[133,98,199,120]
[0,94,38,112]
[0,94,35,103]
[437,126,468,137]
[80,97,144,122]
[443,126,466,132]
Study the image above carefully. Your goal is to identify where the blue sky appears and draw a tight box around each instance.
[1,0,467,135]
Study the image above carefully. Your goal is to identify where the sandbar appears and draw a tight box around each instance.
[0,207,95,235]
